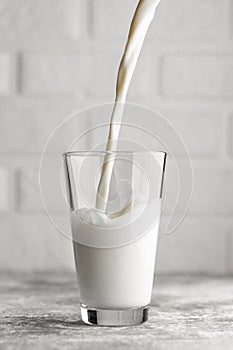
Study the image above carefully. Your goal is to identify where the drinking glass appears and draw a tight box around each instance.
[64,150,166,326]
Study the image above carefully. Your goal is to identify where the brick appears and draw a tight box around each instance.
[0,215,74,271]
[0,53,10,94]
[90,0,138,39]
[168,113,218,157]
[229,0,233,39]
[190,167,233,214]
[18,0,80,41]
[17,158,43,213]
[164,164,233,215]
[157,217,228,274]
[162,55,233,98]
[0,166,8,211]
[21,53,81,95]
[0,0,80,43]
[229,115,233,156]
[0,0,18,42]
[17,157,68,213]
[81,52,151,100]
[0,99,85,153]
[152,0,225,40]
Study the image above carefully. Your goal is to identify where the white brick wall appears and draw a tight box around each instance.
[21,54,81,95]
[16,156,69,213]
[152,0,226,40]
[18,0,80,41]
[0,0,232,273]
[164,164,233,215]
[0,53,11,94]
[21,51,152,99]
[0,1,17,42]
[0,0,81,43]
[230,115,233,155]
[0,215,73,271]
[168,113,219,157]
[0,98,83,152]
[0,166,9,211]
[162,55,233,98]
[190,167,233,214]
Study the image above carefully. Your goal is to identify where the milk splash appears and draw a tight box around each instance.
[96,0,161,211]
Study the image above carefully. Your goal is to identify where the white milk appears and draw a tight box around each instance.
[72,0,162,309]
[71,203,160,308]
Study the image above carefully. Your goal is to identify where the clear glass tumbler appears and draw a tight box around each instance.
[64,150,166,326]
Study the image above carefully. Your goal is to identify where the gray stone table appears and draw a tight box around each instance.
[1,273,233,349]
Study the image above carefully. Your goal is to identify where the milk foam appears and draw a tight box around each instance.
[96,0,161,211]
[71,198,161,248]
[74,197,142,227]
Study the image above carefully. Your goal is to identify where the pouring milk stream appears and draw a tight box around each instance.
[96,0,161,211]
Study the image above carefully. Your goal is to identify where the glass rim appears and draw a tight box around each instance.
[63,150,167,157]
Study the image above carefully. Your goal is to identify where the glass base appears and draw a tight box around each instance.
[80,303,149,326]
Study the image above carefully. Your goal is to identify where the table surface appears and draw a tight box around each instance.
[1,273,233,349]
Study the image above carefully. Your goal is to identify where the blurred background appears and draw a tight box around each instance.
[0,0,232,274]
